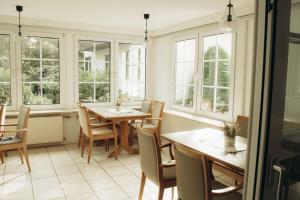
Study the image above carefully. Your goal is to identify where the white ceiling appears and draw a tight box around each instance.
[0,0,253,33]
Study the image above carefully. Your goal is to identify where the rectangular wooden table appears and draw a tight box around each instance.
[162,128,247,176]
[87,106,151,156]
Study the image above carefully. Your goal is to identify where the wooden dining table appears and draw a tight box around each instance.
[162,128,247,180]
[87,106,151,156]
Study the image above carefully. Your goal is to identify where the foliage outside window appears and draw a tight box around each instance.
[78,40,111,103]
[118,43,145,101]
[201,34,231,114]
[174,39,196,108]
[22,36,60,105]
[0,34,11,105]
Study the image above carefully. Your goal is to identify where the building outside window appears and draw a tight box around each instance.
[118,43,145,101]
[78,40,111,103]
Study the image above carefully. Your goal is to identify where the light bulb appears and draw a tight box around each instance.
[219,3,239,33]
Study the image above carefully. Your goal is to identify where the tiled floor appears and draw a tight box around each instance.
[0,143,241,200]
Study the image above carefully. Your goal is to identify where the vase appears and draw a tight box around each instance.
[224,136,236,147]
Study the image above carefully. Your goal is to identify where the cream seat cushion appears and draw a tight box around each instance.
[0,136,22,145]
[162,160,176,181]
[92,127,114,135]
[131,122,157,130]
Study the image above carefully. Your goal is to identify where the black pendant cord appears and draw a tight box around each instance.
[145,18,148,41]
[18,11,22,36]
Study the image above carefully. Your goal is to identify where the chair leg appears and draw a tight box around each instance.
[0,152,4,164]
[22,146,31,172]
[78,127,82,148]
[138,172,146,200]
[81,134,86,157]
[87,139,93,164]
[18,148,24,164]
[158,186,164,200]
[114,135,118,160]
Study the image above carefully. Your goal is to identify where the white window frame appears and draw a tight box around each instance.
[170,28,236,121]
[115,39,147,106]
[74,36,115,107]
[0,30,18,110]
[170,33,199,113]
[15,31,66,110]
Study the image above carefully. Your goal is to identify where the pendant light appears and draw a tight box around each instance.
[16,5,23,42]
[218,0,238,33]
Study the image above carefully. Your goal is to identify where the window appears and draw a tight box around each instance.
[78,40,111,103]
[118,43,145,101]
[21,36,60,105]
[0,34,11,105]
[173,38,196,110]
[172,32,234,119]
[200,34,232,114]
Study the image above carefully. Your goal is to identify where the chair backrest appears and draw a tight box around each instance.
[77,105,91,137]
[150,101,165,127]
[140,99,152,113]
[175,143,211,200]
[0,105,7,132]
[16,105,30,140]
[137,127,162,185]
[236,115,249,138]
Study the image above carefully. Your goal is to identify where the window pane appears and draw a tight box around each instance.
[184,86,194,108]
[175,86,184,106]
[22,36,60,105]
[217,61,230,87]
[0,83,11,105]
[42,38,59,59]
[203,35,216,60]
[22,60,40,82]
[95,63,110,82]
[95,42,110,62]
[175,63,184,84]
[0,60,10,82]
[23,83,42,105]
[0,35,9,58]
[176,41,185,62]
[217,34,231,59]
[184,62,195,85]
[216,88,229,113]
[79,83,94,103]
[42,83,60,104]
[96,83,110,102]
[79,41,93,60]
[78,62,93,82]
[203,62,215,86]
[22,37,40,59]
[201,87,214,112]
[0,34,11,105]
[42,61,59,82]
[118,43,145,101]
[184,39,195,62]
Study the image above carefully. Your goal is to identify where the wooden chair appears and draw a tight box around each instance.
[0,106,31,171]
[129,99,152,145]
[174,143,243,200]
[77,105,118,163]
[0,105,7,163]
[76,102,107,149]
[132,100,165,144]
[236,115,249,138]
[136,127,176,200]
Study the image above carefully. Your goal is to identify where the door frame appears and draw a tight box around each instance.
[245,0,291,199]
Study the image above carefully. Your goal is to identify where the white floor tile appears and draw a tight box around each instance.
[88,178,118,191]
[1,191,34,200]
[95,187,129,200]
[62,182,92,197]
[34,187,65,200]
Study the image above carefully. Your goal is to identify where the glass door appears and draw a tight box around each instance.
[251,0,300,199]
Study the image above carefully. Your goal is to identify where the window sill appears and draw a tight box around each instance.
[6,109,77,118]
[163,109,225,128]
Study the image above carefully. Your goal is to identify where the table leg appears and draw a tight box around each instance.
[121,121,138,154]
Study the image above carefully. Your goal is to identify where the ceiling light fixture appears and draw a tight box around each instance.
[16,5,23,42]
[144,13,150,42]
[219,0,238,33]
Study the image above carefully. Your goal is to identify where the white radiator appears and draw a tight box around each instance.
[5,116,64,145]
